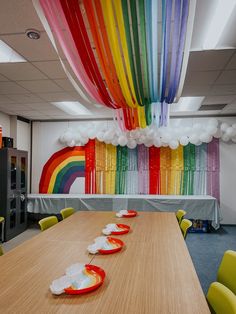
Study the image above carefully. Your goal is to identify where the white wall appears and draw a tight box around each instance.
[17,120,31,192]
[31,118,236,224]
[17,120,31,151]
[0,111,10,136]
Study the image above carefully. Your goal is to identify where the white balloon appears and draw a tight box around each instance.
[67,140,76,147]
[226,127,236,137]
[64,131,73,143]
[213,129,222,139]
[221,123,229,132]
[118,135,128,146]
[206,125,217,135]
[153,137,162,147]
[193,123,202,130]
[179,136,189,146]
[200,133,209,143]
[231,137,236,143]
[87,128,96,139]
[169,140,179,150]
[59,134,66,144]
[97,131,104,142]
[144,141,153,147]
[161,133,171,143]
[111,138,118,146]
[189,134,199,144]
[205,135,213,143]
[127,139,137,149]
[222,134,230,142]
[208,118,218,127]
[232,123,236,129]
[80,137,89,145]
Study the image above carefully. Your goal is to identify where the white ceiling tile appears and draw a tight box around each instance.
[0,94,13,103]
[0,82,29,94]
[187,50,235,71]
[38,109,66,115]
[6,93,44,103]
[226,52,236,69]
[210,85,236,95]
[181,85,211,97]
[0,103,32,110]
[53,79,76,92]
[0,0,44,34]
[0,33,58,62]
[0,74,9,81]
[27,102,54,110]
[37,92,78,102]
[17,80,63,93]
[215,70,236,85]
[184,71,220,85]
[203,95,236,105]
[221,104,236,113]
[0,63,47,81]
[32,61,67,79]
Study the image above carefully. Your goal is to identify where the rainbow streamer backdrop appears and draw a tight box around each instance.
[36,0,191,130]
[39,139,220,200]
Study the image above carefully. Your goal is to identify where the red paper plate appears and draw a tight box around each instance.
[111,224,130,235]
[99,237,124,254]
[122,210,137,218]
[64,264,105,295]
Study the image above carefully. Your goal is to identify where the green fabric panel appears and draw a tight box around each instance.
[121,0,142,106]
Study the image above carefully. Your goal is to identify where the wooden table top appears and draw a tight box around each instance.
[0,211,210,314]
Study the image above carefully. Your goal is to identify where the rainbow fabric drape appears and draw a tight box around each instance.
[39,139,220,201]
[36,0,191,130]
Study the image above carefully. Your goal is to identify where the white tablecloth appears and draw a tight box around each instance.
[27,194,221,229]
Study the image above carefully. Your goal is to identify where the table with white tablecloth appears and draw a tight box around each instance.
[27,194,221,229]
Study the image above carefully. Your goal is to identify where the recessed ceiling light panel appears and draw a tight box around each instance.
[0,40,26,63]
[52,101,92,116]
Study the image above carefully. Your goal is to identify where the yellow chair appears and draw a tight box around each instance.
[217,250,236,295]
[207,282,236,314]
[38,216,58,231]
[0,216,5,242]
[60,207,75,220]
[180,219,192,239]
[0,244,3,256]
[176,209,186,224]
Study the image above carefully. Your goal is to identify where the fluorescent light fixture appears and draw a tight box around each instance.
[171,97,204,112]
[52,101,92,115]
[203,0,236,50]
[0,40,26,63]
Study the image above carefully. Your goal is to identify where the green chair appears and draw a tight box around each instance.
[176,209,186,224]
[60,207,75,220]
[0,244,3,256]
[180,219,192,239]
[207,282,236,314]
[38,216,58,231]
[0,216,5,242]
[217,250,236,295]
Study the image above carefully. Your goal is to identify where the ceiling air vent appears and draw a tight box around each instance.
[199,104,227,111]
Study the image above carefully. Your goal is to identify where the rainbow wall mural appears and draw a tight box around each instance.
[39,140,220,200]
[39,146,85,193]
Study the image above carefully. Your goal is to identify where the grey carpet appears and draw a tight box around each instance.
[2,224,236,295]
[186,225,236,294]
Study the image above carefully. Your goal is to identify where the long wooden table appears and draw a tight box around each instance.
[0,212,210,313]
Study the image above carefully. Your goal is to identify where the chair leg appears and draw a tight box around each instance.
[1,221,4,243]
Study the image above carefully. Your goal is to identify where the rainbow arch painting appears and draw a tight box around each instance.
[39,146,85,193]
